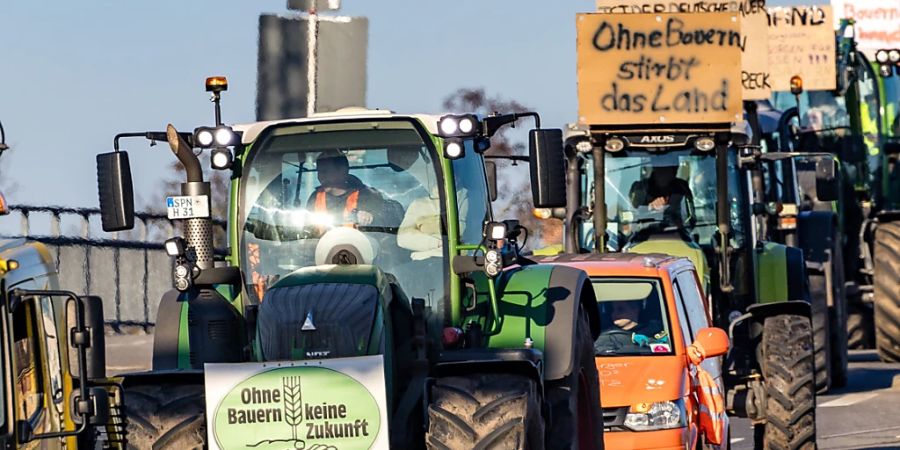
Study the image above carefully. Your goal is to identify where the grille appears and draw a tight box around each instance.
[602,406,629,430]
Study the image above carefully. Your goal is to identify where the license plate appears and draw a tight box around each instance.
[166,195,210,219]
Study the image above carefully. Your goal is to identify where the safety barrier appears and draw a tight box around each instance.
[1,205,226,331]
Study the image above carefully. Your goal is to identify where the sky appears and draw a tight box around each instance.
[0,0,820,212]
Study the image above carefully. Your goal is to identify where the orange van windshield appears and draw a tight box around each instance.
[592,278,673,356]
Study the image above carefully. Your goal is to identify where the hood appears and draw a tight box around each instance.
[596,355,689,407]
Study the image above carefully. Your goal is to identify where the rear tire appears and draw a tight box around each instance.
[761,314,816,450]
[828,241,848,389]
[874,220,900,363]
[847,301,874,349]
[545,307,603,450]
[123,383,206,450]
[426,374,543,450]
[808,270,831,393]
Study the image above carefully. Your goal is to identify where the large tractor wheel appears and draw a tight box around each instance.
[874,220,900,363]
[828,242,848,389]
[123,383,206,450]
[808,269,832,393]
[847,301,874,349]
[758,314,816,450]
[426,374,544,450]
[545,307,603,450]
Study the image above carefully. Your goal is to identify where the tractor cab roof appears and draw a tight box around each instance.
[534,253,694,279]
[233,108,443,144]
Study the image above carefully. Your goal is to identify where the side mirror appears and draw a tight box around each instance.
[528,129,566,208]
[815,158,839,202]
[67,296,106,380]
[485,160,498,202]
[690,327,730,361]
[96,151,135,232]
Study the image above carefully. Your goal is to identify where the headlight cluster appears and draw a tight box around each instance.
[193,125,237,170]
[623,399,687,431]
[875,49,900,77]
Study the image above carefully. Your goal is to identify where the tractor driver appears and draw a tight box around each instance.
[596,300,666,352]
[306,150,386,227]
[629,160,695,228]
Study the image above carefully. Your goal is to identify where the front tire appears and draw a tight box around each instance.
[760,315,816,450]
[874,220,900,363]
[123,383,206,450]
[426,374,544,450]
[545,307,604,450]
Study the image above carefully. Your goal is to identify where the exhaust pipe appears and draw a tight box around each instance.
[167,124,214,270]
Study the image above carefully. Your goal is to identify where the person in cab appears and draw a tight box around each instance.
[306,150,387,227]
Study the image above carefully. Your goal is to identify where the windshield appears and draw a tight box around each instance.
[772,90,851,135]
[580,148,747,251]
[239,120,447,306]
[592,278,673,356]
[882,74,900,138]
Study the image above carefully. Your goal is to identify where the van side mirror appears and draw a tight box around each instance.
[96,151,135,232]
[485,160,498,202]
[815,158,839,202]
[528,129,566,208]
[689,327,729,361]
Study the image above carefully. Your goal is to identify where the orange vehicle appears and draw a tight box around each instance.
[538,253,730,450]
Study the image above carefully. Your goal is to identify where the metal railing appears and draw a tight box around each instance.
[2,205,226,331]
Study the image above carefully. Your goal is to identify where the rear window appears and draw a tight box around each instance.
[591,278,673,356]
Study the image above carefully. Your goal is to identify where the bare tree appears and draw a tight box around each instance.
[443,88,562,250]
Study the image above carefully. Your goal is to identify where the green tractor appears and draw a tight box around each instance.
[771,20,900,363]
[95,78,604,449]
[0,121,117,448]
[559,118,818,448]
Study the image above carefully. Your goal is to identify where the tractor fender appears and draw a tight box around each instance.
[798,210,839,266]
[151,289,184,370]
[495,264,598,382]
[756,242,809,303]
[116,369,205,387]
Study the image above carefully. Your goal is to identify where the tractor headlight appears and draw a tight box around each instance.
[437,114,479,138]
[604,137,625,153]
[623,399,687,431]
[484,249,502,278]
[196,129,214,147]
[889,49,900,64]
[876,49,890,63]
[694,136,716,152]
[214,127,236,146]
[211,147,233,170]
[444,139,465,159]
[575,140,593,153]
[164,237,187,257]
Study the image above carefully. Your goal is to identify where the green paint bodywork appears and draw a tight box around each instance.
[627,238,710,292]
[755,242,790,303]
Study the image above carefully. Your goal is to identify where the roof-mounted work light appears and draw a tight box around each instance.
[437,114,480,138]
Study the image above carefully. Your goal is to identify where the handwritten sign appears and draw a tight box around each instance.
[831,0,900,59]
[595,1,770,101]
[577,12,743,126]
[767,5,836,91]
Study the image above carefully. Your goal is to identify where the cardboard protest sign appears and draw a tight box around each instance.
[577,12,743,126]
[766,5,837,91]
[595,1,771,101]
[830,0,900,59]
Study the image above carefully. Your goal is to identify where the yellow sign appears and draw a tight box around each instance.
[595,1,770,100]
[766,5,836,91]
[577,12,743,126]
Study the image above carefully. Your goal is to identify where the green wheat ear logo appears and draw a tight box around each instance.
[283,376,303,441]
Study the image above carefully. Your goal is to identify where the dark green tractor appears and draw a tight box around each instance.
[771,20,900,363]
[95,80,605,449]
[560,121,817,449]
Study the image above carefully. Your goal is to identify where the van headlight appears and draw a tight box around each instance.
[623,399,687,431]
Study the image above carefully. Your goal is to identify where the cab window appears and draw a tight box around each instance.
[38,297,64,413]
[451,145,491,245]
[592,278,673,356]
[671,278,694,343]
[11,299,49,432]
